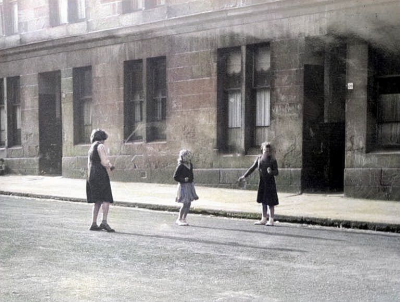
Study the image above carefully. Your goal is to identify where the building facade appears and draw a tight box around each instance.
[0,0,399,200]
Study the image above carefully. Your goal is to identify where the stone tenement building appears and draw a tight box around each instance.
[0,0,399,200]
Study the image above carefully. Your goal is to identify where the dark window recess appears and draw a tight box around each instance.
[124,60,145,141]
[73,66,92,144]
[147,57,167,141]
[7,77,21,146]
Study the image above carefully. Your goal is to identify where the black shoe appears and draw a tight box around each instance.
[100,222,115,232]
[89,224,101,231]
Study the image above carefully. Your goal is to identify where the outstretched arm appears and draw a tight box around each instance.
[238,157,259,181]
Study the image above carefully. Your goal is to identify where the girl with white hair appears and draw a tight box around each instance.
[173,149,199,226]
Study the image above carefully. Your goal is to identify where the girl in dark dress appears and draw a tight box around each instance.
[173,149,199,226]
[239,142,279,226]
[86,129,115,232]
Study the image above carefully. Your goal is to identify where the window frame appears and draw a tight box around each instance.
[4,0,18,36]
[375,75,400,149]
[124,59,145,142]
[0,78,5,147]
[123,56,167,143]
[217,43,272,154]
[4,76,21,147]
[73,66,92,145]
[147,56,167,142]
[49,0,86,27]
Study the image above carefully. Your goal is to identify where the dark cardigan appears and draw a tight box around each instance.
[173,163,194,184]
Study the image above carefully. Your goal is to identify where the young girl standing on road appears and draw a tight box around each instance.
[86,129,116,232]
[238,142,279,226]
[173,149,199,226]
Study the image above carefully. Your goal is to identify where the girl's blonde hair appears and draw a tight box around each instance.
[178,149,192,164]
[260,141,272,151]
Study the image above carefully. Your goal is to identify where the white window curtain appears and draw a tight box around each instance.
[11,0,18,34]
[77,0,86,19]
[59,0,68,24]
[0,2,4,36]
[133,0,143,9]
[256,88,270,127]
[228,90,241,128]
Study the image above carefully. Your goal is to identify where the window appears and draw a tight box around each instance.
[122,0,143,14]
[376,77,400,148]
[49,0,85,26]
[124,56,167,143]
[3,0,18,35]
[0,1,4,36]
[144,0,165,9]
[73,66,92,144]
[148,57,167,141]
[370,49,400,150]
[0,77,21,147]
[0,79,5,146]
[253,45,271,146]
[218,44,271,153]
[122,0,165,13]
[124,60,145,141]
[5,77,21,147]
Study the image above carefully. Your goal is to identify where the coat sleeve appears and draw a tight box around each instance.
[173,164,185,183]
[243,157,259,178]
[97,144,112,169]
[270,159,279,176]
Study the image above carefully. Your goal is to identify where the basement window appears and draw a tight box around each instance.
[376,76,400,149]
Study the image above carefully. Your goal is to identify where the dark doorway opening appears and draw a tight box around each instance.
[39,71,62,175]
[302,39,346,192]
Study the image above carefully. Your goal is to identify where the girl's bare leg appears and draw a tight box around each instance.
[255,204,269,225]
[182,202,191,221]
[101,202,110,221]
[267,206,275,226]
[99,202,115,232]
[92,202,101,224]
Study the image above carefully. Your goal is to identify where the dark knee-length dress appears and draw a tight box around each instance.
[243,154,279,206]
[86,142,114,203]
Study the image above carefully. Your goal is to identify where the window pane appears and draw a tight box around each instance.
[15,104,21,128]
[0,79,3,105]
[256,88,270,126]
[77,0,85,19]
[153,95,166,121]
[59,0,68,23]
[378,94,400,123]
[133,100,142,122]
[378,123,400,146]
[0,4,4,36]
[254,45,271,88]
[11,0,17,34]
[0,107,5,146]
[148,57,166,141]
[125,60,144,141]
[228,90,241,128]
[73,67,92,144]
[226,49,241,89]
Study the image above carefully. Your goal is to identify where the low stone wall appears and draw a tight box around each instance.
[345,168,400,200]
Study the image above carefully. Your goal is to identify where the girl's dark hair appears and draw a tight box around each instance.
[90,129,108,143]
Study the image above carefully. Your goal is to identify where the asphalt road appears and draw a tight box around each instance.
[1,195,400,302]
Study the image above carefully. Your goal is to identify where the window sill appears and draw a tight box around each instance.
[368,149,400,155]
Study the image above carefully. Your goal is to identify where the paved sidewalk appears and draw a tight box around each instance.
[1,175,400,232]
